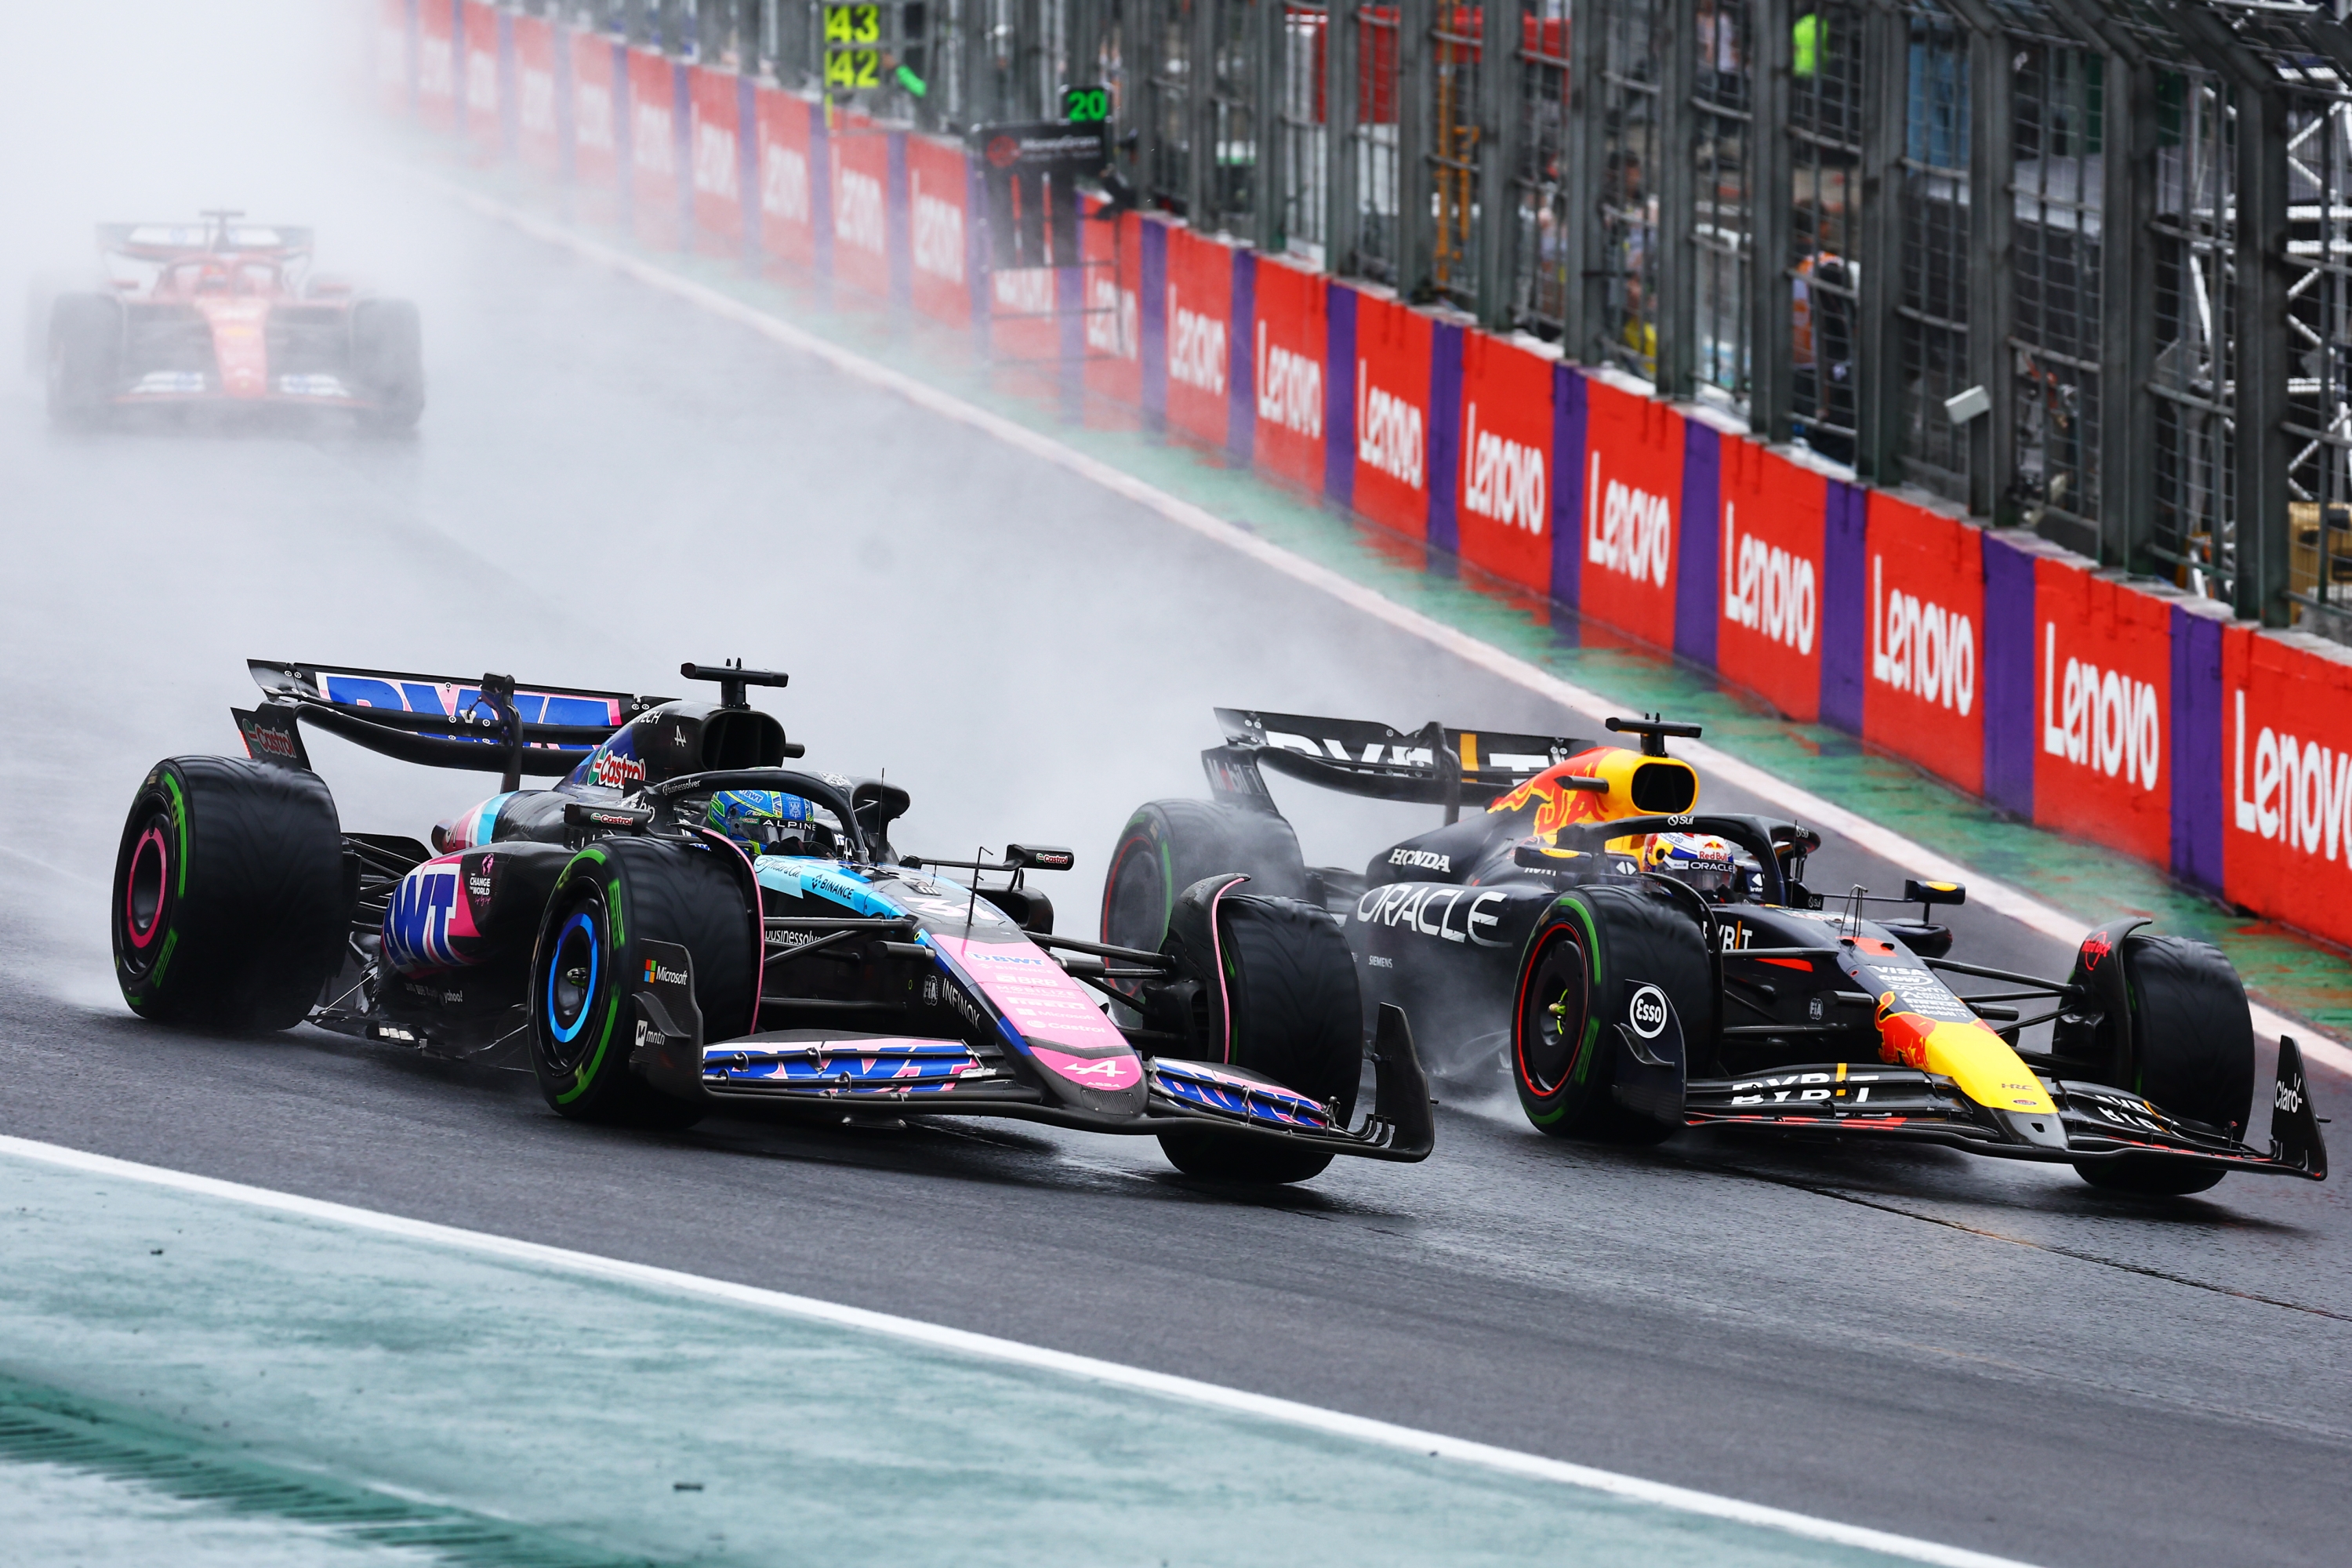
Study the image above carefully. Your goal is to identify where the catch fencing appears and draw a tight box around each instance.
[385,0,2352,958]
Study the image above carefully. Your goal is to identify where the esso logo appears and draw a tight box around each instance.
[1628,983,1669,1040]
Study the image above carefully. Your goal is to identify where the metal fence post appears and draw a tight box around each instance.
[1653,0,1696,394]
[1749,0,1792,441]
[1190,0,1219,227]
[1396,0,1433,296]
[1852,0,1905,487]
[1560,0,1606,358]
[1475,0,1519,328]
[1942,0,2007,517]
[1258,0,1286,251]
[1327,0,1360,272]
[2236,79,2293,625]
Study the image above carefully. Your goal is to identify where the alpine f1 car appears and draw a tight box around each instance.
[107,662,1430,1185]
[42,212,422,430]
[1103,710,2328,1196]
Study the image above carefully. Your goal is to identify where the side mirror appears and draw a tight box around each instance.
[1903,878,1965,907]
[1006,844,1076,872]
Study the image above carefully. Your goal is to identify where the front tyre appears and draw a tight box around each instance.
[1103,799,1309,961]
[1512,884,1708,1143]
[351,298,424,433]
[2074,935,2252,1196]
[110,757,347,1030]
[528,837,758,1129]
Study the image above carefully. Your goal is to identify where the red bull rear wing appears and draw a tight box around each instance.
[1207,708,1593,810]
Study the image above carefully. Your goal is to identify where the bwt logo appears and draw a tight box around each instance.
[633,103,674,173]
[1871,557,1975,716]
[692,120,737,198]
[1585,456,1672,586]
[1722,505,1817,655]
[835,169,885,254]
[1167,291,1227,394]
[1356,364,1425,491]
[2042,625,2159,791]
[520,68,556,136]
[575,82,614,151]
[384,869,459,970]
[761,145,808,223]
[2233,692,2352,857]
[1461,405,1545,532]
[912,185,964,282]
[467,46,498,112]
[1256,324,1322,439]
[1086,273,1138,358]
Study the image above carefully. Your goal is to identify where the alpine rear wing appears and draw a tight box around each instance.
[238,660,672,789]
[1205,708,1595,818]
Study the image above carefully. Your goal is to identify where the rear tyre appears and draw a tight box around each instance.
[528,836,758,1129]
[2073,935,2252,1196]
[351,298,424,433]
[1512,884,1709,1143]
[110,757,348,1031]
[1102,799,1308,959]
[46,293,122,428]
[1156,893,1359,1185]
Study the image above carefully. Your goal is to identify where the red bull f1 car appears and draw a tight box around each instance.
[106,662,1430,1186]
[1104,710,2327,1196]
[42,212,423,430]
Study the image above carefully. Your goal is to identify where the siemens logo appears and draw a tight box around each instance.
[1871,556,1976,716]
[1586,455,1672,586]
[2042,625,2159,791]
[1256,324,1321,438]
[835,168,885,255]
[1722,504,1817,654]
[1168,292,1227,394]
[1356,364,1425,490]
[912,183,964,281]
[1461,404,1545,532]
[762,145,809,223]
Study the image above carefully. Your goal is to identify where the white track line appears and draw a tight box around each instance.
[0,1133,2035,1568]
[437,180,2351,1076]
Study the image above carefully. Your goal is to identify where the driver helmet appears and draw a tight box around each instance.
[1642,832,1753,903]
[706,789,833,858]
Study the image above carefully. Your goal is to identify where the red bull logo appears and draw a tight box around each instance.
[1487,760,1616,839]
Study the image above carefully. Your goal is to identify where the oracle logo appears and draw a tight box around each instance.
[633,102,673,173]
[1356,364,1425,491]
[1086,272,1138,358]
[912,182,964,282]
[1722,504,1817,655]
[761,143,808,222]
[2042,625,2159,791]
[1870,556,1975,716]
[1168,290,1227,394]
[575,81,614,151]
[834,167,885,254]
[1585,454,1672,586]
[1461,403,1545,532]
[2233,692,2352,856]
[1255,323,1322,439]
[520,68,555,136]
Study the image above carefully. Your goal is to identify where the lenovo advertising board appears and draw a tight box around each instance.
[627,49,682,249]
[1163,227,1236,449]
[417,0,456,131]
[513,13,561,173]
[462,2,502,158]
[688,64,744,254]
[1717,438,1829,721]
[1251,253,1327,492]
[2031,557,2174,864]
[1083,199,1144,409]
[1453,328,1554,596]
[1348,288,1432,540]
[906,134,972,328]
[830,116,893,297]
[2222,628,2352,949]
[1577,375,1684,646]
[1863,492,1985,794]
[754,85,816,269]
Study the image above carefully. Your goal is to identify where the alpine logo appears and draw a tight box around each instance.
[1356,364,1425,491]
[1168,290,1226,394]
[2232,691,2352,855]
[1387,847,1451,873]
[2042,625,2159,791]
[1627,983,1669,1040]
[912,181,964,282]
[1722,504,1817,654]
[1255,324,1322,438]
[835,167,885,255]
[1871,556,1976,716]
[1461,404,1545,532]
[1586,455,1672,586]
[762,145,810,223]
[1056,1056,1132,1083]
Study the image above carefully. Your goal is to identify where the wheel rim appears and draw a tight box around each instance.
[1517,928,1592,1098]
[118,812,173,974]
[542,906,601,1068]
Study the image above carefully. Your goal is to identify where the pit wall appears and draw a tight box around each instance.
[381,0,2352,954]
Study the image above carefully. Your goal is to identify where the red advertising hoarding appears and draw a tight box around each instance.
[1716,439,1828,721]
[830,114,892,298]
[1350,290,1432,539]
[1252,253,1327,492]
[1082,201,1143,410]
[569,30,619,193]
[462,2,501,158]
[417,0,456,130]
[376,0,410,114]
[1863,492,1985,794]
[754,85,815,269]
[514,14,561,173]
[906,135,970,328]
[2221,629,2352,949]
[688,64,742,254]
[2031,557,2174,864]
[1453,328,1554,595]
[1577,376,1684,648]
[627,48,681,249]
[1163,227,1235,449]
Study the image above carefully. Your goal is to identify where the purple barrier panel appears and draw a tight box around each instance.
[1324,285,1356,508]
[612,41,633,230]
[1549,365,1586,610]
[1819,480,1868,734]
[887,129,912,314]
[497,9,517,159]
[1057,264,1085,421]
[555,22,575,185]
[1228,251,1255,464]
[1980,532,2038,819]
[1427,322,1464,557]
[1140,220,1168,427]
[673,62,693,244]
[808,100,832,283]
[451,0,468,140]
[966,158,988,355]
[1673,419,1721,666]
[2171,605,2227,891]
[736,74,759,267]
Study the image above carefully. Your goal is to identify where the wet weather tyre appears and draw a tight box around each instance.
[351,299,423,433]
[1156,894,1359,1185]
[46,293,122,428]
[2074,935,2252,1196]
[110,757,348,1031]
[528,837,758,1130]
[1102,799,1309,960]
[1512,884,1708,1144]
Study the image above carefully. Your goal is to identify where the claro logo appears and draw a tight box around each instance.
[1168,290,1226,394]
[1356,363,1425,491]
[1256,323,1321,439]
[1871,556,1975,716]
[835,168,885,255]
[692,119,736,198]
[912,183,964,282]
[1722,503,1817,655]
[2233,691,2352,856]
[1461,404,1545,532]
[761,144,809,223]
[2042,625,2159,791]
[1584,454,1672,585]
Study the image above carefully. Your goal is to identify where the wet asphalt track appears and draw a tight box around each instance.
[2,199,2348,1568]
